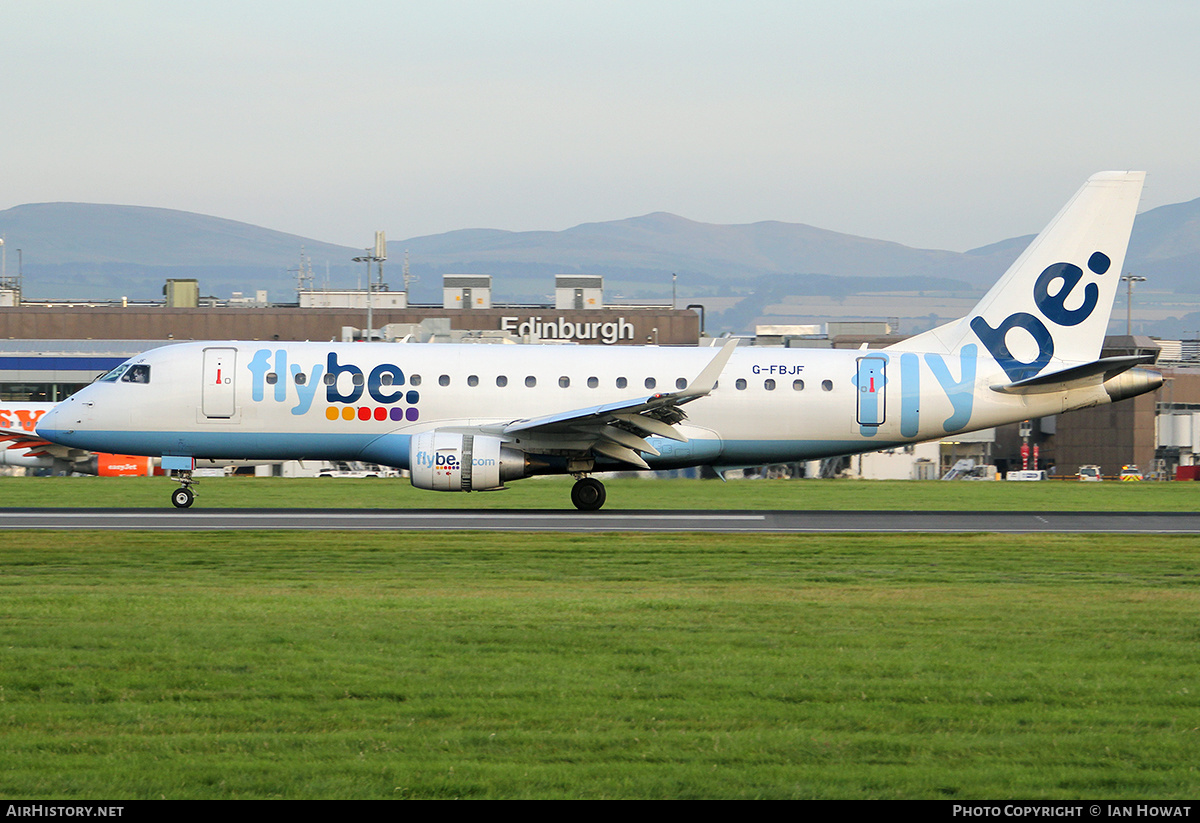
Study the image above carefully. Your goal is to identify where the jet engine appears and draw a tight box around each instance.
[409,431,531,491]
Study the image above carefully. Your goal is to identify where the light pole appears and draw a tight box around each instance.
[352,232,388,341]
[1121,274,1146,336]
[353,249,385,341]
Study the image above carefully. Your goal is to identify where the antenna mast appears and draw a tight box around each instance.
[291,247,314,296]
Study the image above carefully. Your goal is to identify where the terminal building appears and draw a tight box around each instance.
[0,273,700,403]
[1,273,699,349]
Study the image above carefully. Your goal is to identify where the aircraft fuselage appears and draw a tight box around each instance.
[36,340,1147,470]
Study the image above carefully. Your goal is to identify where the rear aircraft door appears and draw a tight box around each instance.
[856,355,887,427]
[202,347,237,418]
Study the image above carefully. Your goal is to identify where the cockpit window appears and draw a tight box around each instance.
[97,364,130,382]
[97,363,151,383]
[121,365,151,383]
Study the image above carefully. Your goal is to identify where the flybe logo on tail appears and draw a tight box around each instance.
[970,252,1110,381]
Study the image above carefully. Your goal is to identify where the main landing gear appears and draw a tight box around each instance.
[570,477,606,511]
[170,470,196,509]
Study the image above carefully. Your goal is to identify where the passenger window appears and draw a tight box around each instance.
[616,377,627,389]
[496,375,508,387]
[294,372,307,385]
[559,376,570,388]
[736,378,747,390]
[525,376,537,388]
[793,379,804,391]
[468,375,479,387]
[380,373,393,386]
[822,380,833,391]
[439,375,450,387]
[764,379,776,391]
[676,378,687,390]
[324,373,336,385]
[587,376,598,388]
[265,373,278,385]
[410,374,422,387]
[645,377,656,390]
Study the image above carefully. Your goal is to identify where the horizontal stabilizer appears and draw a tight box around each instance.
[990,354,1157,394]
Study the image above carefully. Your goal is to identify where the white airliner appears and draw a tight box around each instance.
[0,403,64,471]
[36,172,1163,509]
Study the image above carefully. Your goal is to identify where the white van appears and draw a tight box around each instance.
[1006,470,1046,481]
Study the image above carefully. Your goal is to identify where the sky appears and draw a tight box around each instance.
[3,0,1198,252]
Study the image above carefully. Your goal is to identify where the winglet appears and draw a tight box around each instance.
[500,338,737,441]
[675,338,737,402]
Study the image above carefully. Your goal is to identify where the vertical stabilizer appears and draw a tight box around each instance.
[888,171,1145,379]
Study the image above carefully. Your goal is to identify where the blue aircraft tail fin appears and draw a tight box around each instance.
[888,171,1145,381]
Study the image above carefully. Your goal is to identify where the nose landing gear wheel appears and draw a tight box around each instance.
[570,477,606,511]
[171,487,195,509]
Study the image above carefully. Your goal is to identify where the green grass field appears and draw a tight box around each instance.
[1,525,1198,799]
[2,474,1197,510]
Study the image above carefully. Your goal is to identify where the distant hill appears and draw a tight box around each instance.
[0,203,361,301]
[1124,196,1200,294]
[1,195,1197,315]
[399,212,1002,301]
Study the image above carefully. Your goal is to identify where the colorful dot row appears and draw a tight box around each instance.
[325,406,420,422]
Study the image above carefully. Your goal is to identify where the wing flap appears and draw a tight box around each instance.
[591,440,651,470]
[611,413,687,442]
[597,424,661,457]
[498,339,736,468]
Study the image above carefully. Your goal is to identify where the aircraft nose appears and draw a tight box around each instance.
[35,404,65,439]
[35,400,80,443]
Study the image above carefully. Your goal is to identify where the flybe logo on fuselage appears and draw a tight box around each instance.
[970,252,1110,381]
[246,350,420,421]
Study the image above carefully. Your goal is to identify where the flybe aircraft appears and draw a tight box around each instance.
[36,172,1163,509]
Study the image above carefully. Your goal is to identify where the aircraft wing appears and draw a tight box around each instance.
[0,428,90,461]
[491,339,737,468]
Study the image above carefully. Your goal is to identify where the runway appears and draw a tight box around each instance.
[2,508,1199,533]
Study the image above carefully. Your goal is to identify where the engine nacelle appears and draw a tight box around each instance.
[97,453,155,477]
[410,431,530,491]
[0,448,52,469]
